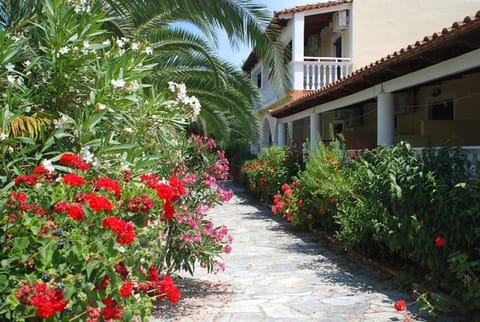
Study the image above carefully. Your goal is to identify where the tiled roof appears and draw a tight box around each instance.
[274,0,352,17]
[270,11,480,118]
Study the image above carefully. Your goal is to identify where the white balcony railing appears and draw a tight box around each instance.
[301,57,353,90]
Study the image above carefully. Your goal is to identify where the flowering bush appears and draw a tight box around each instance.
[271,181,303,223]
[241,146,289,201]
[0,149,233,321]
[244,140,480,314]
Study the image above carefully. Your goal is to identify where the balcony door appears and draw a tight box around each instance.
[334,36,342,79]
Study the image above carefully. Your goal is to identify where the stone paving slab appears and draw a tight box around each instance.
[152,183,464,322]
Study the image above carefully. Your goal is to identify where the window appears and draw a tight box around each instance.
[428,98,454,120]
[256,72,262,88]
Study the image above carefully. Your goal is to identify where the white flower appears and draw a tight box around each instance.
[145,47,153,55]
[116,246,126,253]
[96,103,107,110]
[124,127,133,133]
[58,46,69,55]
[41,159,55,173]
[54,115,70,128]
[23,60,31,67]
[102,39,111,46]
[168,81,176,92]
[7,75,15,86]
[116,38,125,48]
[5,63,15,72]
[0,132,8,141]
[80,146,94,163]
[131,42,139,51]
[25,106,31,113]
[111,78,126,88]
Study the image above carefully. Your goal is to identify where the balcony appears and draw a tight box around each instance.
[299,57,353,90]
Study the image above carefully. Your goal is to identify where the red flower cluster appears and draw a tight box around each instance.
[7,191,46,217]
[102,216,136,245]
[91,177,121,198]
[115,262,129,279]
[126,194,155,213]
[119,280,134,297]
[272,182,300,222]
[62,173,86,186]
[14,165,55,186]
[101,296,124,320]
[77,193,113,212]
[33,166,55,182]
[54,201,85,221]
[140,173,185,220]
[14,174,38,186]
[59,153,90,171]
[15,282,68,318]
[138,268,181,304]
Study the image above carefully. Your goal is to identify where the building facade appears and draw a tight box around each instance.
[243,0,480,155]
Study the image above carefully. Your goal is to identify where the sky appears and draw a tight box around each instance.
[216,0,319,67]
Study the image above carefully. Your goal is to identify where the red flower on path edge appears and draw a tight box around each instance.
[394,299,407,311]
[435,236,446,248]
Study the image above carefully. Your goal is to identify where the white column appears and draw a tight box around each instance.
[277,122,286,147]
[377,92,395,146]
[310,113,320,149]
[287,121,293,144]
[292,13,305,90]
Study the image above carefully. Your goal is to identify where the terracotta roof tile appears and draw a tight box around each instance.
[270,11,480,118]
[274,0,353,17]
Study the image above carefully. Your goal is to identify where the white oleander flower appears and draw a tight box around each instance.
[7,75,15,86]
[58,46,69,55]
[5,63,15,72]
[41,159,55,172]
[80,146,94,163]
[111,78,126,88]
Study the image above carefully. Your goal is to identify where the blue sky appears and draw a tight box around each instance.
[216,0,318,67]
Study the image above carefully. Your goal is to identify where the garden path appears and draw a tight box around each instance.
[152,182,462,322]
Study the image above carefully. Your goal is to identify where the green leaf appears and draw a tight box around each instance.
[39,239,57,267]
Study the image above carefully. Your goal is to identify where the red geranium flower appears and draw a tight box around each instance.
[91,177,121,198]
[162,201,175,220]
[14,174,38,186]
[59,153,90,171]
[101,297,124,320]
[84,193,112,212]
[102,216,136,245]
[394,299,407,311]
[126,194,155,213]
[435,236,446,248]
[119,280,134,297]
[29,282,68,318]
[62,173,85,186]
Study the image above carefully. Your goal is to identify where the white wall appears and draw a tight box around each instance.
[352,0,479,70]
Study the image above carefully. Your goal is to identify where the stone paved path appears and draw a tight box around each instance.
[152,183,463,322]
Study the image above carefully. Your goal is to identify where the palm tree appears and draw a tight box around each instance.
[98,0,287,145]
